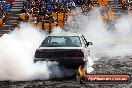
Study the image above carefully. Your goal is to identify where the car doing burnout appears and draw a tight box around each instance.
[34,33,93,69]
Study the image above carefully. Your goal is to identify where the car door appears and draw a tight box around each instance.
[81,35,90,57]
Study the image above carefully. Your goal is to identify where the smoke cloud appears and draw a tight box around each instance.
[0,7,131,80]
[66,7,132,58]
[65,7,132,73]
[0,23,74,81]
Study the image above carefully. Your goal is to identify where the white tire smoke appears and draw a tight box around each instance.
[0,23,74,81]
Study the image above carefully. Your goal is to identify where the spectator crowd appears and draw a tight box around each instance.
[0,0,131,28]
[0,0,13,25]
[18,0,131,30]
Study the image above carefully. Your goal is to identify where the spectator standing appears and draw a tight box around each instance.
[2,1,10,13]
[23,1,29,10]
[75,0,83,6]
[68,0,76,10]
[47,0,53,12]
[114,0,118,7]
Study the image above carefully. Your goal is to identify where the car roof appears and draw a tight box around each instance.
[48,32,82,37]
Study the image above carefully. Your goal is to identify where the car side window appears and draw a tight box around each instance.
[69,36,81,47]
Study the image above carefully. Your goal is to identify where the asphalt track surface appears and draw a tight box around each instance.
[0,56,132,88]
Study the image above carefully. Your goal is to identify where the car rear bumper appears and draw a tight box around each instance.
[34,58,85,69]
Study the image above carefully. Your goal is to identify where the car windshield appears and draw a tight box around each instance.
[41,36,81,47]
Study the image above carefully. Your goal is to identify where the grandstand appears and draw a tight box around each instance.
[0,0,131,36]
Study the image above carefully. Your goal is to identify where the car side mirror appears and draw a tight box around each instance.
[86,42,93,46]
